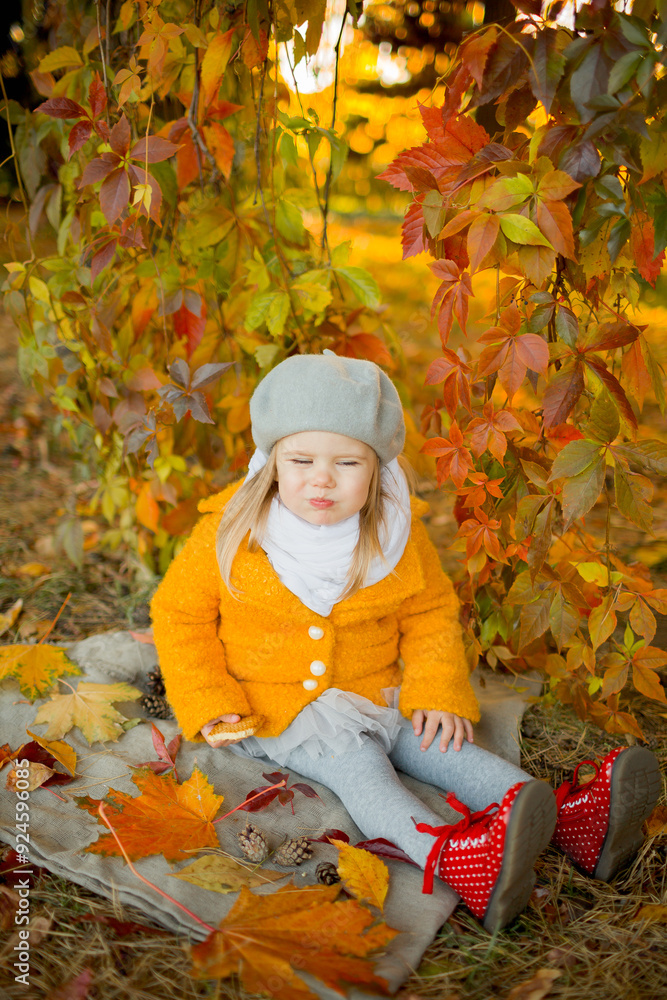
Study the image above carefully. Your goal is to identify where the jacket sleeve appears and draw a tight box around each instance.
[397,518,480,723]
[150,508,251,741]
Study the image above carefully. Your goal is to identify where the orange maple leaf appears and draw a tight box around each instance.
[77,767,223,862]
[190,883,397,1000]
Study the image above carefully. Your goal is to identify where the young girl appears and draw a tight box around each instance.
[151,351,661,932]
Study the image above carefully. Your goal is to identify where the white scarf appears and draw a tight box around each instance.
[245,449,412,617]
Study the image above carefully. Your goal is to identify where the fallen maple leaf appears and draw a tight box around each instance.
[633,903,667,924]
[0,598,22,637]
[32,681,142,743]
[169,854,288,894]
[77,767,224,862]
[26,729,77,775]
[0,644,82,700]
[45,968,93,1000]
[644,803,667,837]
[507,968,562,1000]
[332,840,390,911]
[190,883,397,1000]
[6,760,55,792]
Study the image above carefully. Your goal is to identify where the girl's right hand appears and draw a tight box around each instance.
[201,714,242,747]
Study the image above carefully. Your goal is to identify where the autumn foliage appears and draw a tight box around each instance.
[382,0,667,736]
[2,0,666,741]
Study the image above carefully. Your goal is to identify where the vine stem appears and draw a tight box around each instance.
[320,12,347,257]
[97,803,217,933]
[212,779,287,824]
[0,72,35,259]
[94,0,110,123]
[605,477,612,593]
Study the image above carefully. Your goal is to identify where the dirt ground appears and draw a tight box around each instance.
[1,305,667,1000]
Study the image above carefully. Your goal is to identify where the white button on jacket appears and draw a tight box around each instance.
[308,625,324,640]
[302,678,318,690]
[309,660,326,676]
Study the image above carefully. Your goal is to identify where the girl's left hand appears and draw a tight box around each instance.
[412,710,474,752]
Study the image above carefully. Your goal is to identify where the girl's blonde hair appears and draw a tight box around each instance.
[216,447,413,600]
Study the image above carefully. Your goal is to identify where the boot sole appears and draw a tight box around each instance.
[482,780,557,933]
[592,746,662,882]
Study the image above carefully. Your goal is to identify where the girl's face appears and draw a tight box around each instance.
[275,431,376,526]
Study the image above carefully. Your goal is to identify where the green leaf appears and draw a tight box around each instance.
[515,494,547,541]
[499,214,553,248]
[279,132,298,168]
[616,12,650,47]
[554,306,579,348]
[607,218,631,263]
[526,499,553,579]
[266,291,290,337]
[529,28,566,114]
[550,439,602,479]
[275,200,305,244]
[608,51,643,95]
[254,343,281,369]
[586,392,620,443]
[477,176,533,212]
[38,46,83,72]
[616,439,667,476]
[334,266,380,308]
[245,291,279,331]
[570,42,610,123]
[614,465,653,531]
[561,457,605,528]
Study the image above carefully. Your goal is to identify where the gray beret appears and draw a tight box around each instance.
[249,351,405,465]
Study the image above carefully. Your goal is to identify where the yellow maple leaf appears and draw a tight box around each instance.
[32,681,142,744]
[0,598,22,637]
[0,645,81,701]
[77,767,223,862]
[25,729,77,775]
[190,883,397,999]
[331,840,390,911]
[168,854,288,894]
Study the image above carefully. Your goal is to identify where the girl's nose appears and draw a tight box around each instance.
[311,463,336,487]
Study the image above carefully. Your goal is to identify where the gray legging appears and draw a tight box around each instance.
[278,718,531,872]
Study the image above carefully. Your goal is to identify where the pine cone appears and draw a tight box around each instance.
[146,667,166,697]
[237,822,269,863]
[140,693,173,720]
[316,861,341,885]
[274,836,313,867]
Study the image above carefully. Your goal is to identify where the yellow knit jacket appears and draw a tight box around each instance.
[150,482,480,742]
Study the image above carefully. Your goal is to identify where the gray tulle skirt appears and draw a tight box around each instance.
[227,687,405,767]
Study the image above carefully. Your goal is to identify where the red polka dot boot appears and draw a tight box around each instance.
[552,745,661,881]
[416,779,556,932]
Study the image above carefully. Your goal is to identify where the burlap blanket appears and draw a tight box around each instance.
[0,631,540,997]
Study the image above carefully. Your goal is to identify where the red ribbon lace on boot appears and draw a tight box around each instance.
[415,792,499,894]
[554,758,599,817]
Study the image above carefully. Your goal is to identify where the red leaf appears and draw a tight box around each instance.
[402,201,426,259]
[586,321,640,352]
[515,333,549,373]
[109,113,131,156]
[99,168,130,224]
[91,239,117,281]
[35,97,87,120]
[630,214,665,286]
[202,121,235,178]
[354,838,419,867]
[44,967,93,1000]
[173,297,207,357]
[290,782,321,800]
[536,200,575,259]
[177,132,200,190]
[467,212,499,273]
[543,362,585,427]
[130,135,180,163]
[94,120,110,142]
[459,28,499,88]
[68,120,93,158]
[310,828,350,844]
[239,786,282,812]
[79,153,119,186]
[334,333,392,366]
[89,72,107,119]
